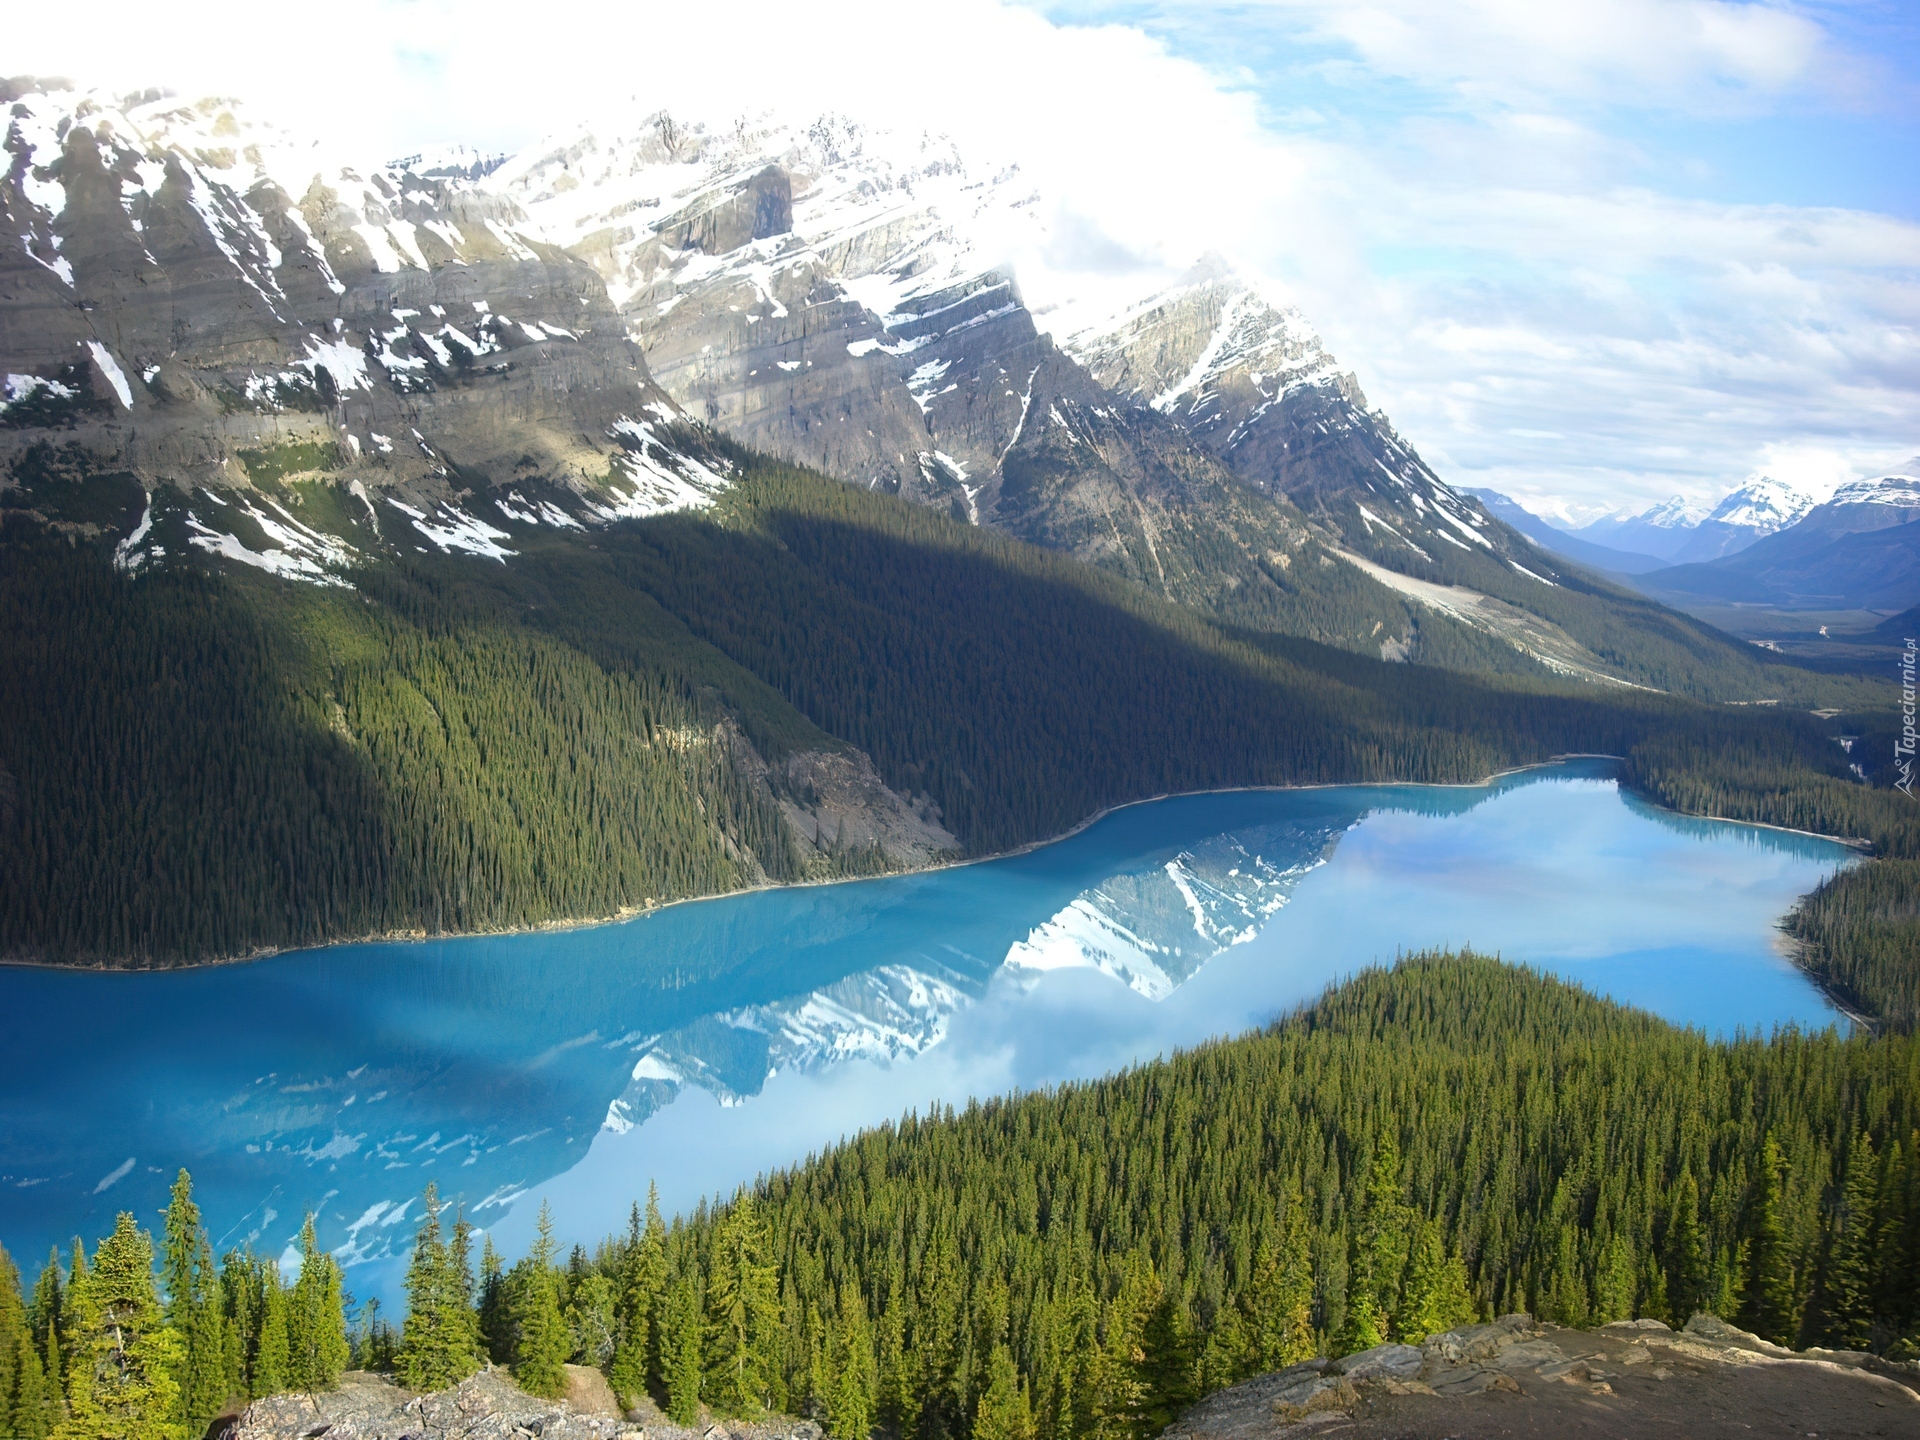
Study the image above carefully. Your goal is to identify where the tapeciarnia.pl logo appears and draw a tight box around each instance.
[1899,637,1917,797]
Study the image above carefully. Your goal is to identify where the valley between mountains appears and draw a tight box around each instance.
[2,66,1920,1440]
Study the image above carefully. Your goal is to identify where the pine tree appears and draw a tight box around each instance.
[513,1206,570,1400]
[253,1267,290,1399]
[3,1243,54,1440]
[663,1273,704,1424]
[1745,1135,1801,1345]
[398,1183,480,1392]
[1398,1221,1474,1342]
[972,1345,1034,1440]
[29,1249,64,1409]
[1350,1138,1412,1343]
[287,1217,348,1393]
[825,1289,877,1440]
[52,1217,186,1440]
[477,1236,512,1366]
[1593,1233,1636,1325]
[1665,1169,1709,1323]
[704,1193,780,1415]
[1244,1184,1316,1370]
[161,1171,229,1432]
[1088,1255,1157,1440]
[1822,1134,1878,1350]
[610,1186,668,1405]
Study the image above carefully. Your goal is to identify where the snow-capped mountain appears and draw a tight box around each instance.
[1565,478,1812,566]
[1566,495,1711,561]
[1706,477,1814,532]
[1465,490,1671,575]
[489,112,1576,622]
[1664,478,1814,564]
[1005,820,1334,999]
[0,79,729,588]
[1827,465,1920,513]
[1640,460,1920,611]
[2,80,1758,691]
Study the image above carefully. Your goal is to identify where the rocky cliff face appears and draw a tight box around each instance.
[491,117,1576,648]
[1062,260,1558,587]
[491,112,1566,660]
[1,79,729,583]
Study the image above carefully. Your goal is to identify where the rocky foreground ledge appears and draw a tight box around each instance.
[227,1365,822,1440]
[227,1317,1920,1440]
[1172,1313,1920,1440]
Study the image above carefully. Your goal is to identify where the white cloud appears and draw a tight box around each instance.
[1232,0,1842,112]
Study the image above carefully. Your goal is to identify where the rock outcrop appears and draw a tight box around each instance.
[1166,1314,1920,1440]
[227,1368,828,1440]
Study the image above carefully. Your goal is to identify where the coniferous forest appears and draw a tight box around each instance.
[3,958,1916,1436]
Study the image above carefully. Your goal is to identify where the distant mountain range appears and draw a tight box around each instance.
[1479,468,1920,612]
[1640,467,1920,610]
[1464,490,1672,575]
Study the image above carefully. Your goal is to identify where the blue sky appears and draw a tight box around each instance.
[14,0,1920,517]
[1026,0,1920,515]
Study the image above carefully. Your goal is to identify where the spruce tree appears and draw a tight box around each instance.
[449,1206,481,1366]
[216,1252,259,1403]
[1398,1221,1473,1341]
[3,1244,54,1440]
[1088,1255,1157,1440]
[513,1205,570,1400]
[1593,1233,1636,1325]
[1744,1136,1801,1344]
[1819,1134,1877,1349]
[253,1267,290,1398]
[1350,1139,1412,1343]
[1665,1169,1709,1322]
[972,1345,1034,1440]
[477,1236,512,1366]
[1243,1184,1316,1371]
[826,1288,877,1440]
[1869,1134,1915,1335]
[161,1171,229,1432]
[397,1184,480,1393]
[609,1186,668,1405]
[663,1273,704,1424]
[29,1249,64,1407]
[875,1288,915,1440]
[704,1193,780,1415]
[52,1217,185,1440]
[568,1274,617,1368]
[286,1217,348,1393]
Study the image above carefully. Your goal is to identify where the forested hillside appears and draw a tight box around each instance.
[0,449,1901,975]
[6,958,1914,1436]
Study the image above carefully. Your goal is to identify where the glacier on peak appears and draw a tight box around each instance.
[1702,477,1812,532]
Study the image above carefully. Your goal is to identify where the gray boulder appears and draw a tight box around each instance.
[1328,1341,1423,1381]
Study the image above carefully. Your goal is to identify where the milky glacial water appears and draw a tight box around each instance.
[0,762,1852,1302]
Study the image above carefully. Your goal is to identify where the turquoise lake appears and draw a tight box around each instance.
[0,761,1855,1301]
